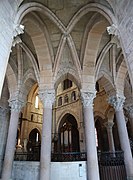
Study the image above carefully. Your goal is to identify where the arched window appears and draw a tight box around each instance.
[27,129,41,161]
[58,114,80,153]
[35,95,39,109]
[64,94,69,103]
[63,79,72,90]
[58,97,62,106]
[71,91,76,101]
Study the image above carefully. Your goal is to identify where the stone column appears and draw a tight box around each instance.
[39,89,55,180]
[104,121,115,152]
[1,99,24,180]
[109,95,133,179]
[0,107,9,176]
[125,105,133,138]
[81,91,100,180]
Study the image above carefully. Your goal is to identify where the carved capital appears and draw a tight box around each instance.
[12,36,22,47]
[13,24,24,37]
[81,91,96,108]
[125,105,133,114]
[107,24,119,37]
[0,106,9,116]
[39,89,55,108]
[104,121,114,130]
[108,95,125,111]
[9,99,25,112]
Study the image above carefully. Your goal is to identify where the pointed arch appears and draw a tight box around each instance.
[95,41,113,80]
[6,64,18,96]
[15,2,66,33]
[97,73,115,95]
[82,19,109,91]
[67,2,116,34]
[54,73,81,91]
[115,60,127,95]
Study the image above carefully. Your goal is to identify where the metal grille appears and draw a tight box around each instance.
[14,151,127,180]
[98,151,127,180]
[14,152,40,161]
[51,152,87,162]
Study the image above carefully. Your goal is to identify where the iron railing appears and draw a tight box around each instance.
[51,152,87,162]
[14,151,127,179]
[14,152,40,161]
[98,151,126,180]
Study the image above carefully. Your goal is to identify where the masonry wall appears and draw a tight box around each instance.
[12,161,87,180]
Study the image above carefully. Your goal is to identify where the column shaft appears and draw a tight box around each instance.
[107,128,115,152]
[39,89,55,180]
[1,111,19,180]
[116,110,133,177]
[84,107,100,180]
[104,122,115,152]
[40,108,52,180]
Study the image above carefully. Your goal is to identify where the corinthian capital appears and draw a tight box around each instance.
[81,91,96,108]
[108,95,125,111]
[125,104,133,114]
[9,99,25,112]
[39,89,55,108]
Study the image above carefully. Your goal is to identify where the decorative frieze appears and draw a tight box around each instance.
[108,95,125,111]
[39,89,55,108]
[81,91,96,108]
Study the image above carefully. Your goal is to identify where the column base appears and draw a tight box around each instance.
[127,176,133,180]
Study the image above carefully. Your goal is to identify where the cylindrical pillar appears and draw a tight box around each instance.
[109,95,133,179]
[104,121,115,152]
[81,91,100,180]
[1,99,24,180]
[125,104,133,138]
[39,89,55,180]
[0,107,9,175]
